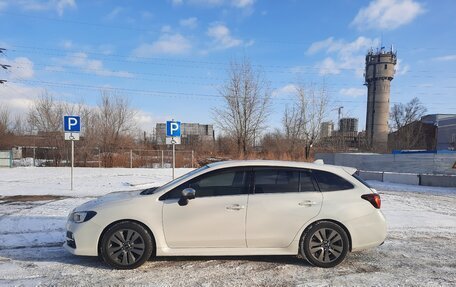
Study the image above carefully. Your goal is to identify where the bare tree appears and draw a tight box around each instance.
[214,58,271,157]
[389,97,427,131]
[283,83,329,159]
[95,91,137,166]
[27,91,67,133]
[0,103,11,136]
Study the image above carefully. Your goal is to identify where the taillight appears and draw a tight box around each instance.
[361,193,381,209]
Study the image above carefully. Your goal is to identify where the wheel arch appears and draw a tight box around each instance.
[300,219,352,252]
[97,219,156,256]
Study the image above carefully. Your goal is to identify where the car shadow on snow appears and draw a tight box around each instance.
[152,255,310,267]
[0,245,310,269]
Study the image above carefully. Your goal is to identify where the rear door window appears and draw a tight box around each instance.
[312,170,354,191]
[300,170,318,192]
[253,168,300,194]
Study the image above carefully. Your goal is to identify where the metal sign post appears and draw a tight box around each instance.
[71,139,74,190]
[64,116,81,191]
[166,120,181,179]
[172,138,176,179]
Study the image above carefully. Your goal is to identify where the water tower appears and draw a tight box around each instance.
[364,47,397,150]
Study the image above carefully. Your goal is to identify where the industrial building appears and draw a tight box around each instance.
[388,114,456,151]
[364,47,397,150]
[339,118,358,136]
[155,123,215,145]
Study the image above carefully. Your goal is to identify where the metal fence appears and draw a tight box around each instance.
[12,147,195,168]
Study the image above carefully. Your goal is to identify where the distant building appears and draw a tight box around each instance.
[388,114,456,151]
[156,122,215,145]
[318,118,362,150]
[320,121,334,138]
[339,118,358,136]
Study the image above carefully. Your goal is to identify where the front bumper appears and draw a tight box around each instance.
[63,219,103,256]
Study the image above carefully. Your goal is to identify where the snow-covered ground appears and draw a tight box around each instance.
[0,168,455,286]
[0,167,192,197]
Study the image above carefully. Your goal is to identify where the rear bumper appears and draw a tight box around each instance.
[347,210,387,251]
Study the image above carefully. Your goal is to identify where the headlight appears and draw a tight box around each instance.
[70,211,97,223]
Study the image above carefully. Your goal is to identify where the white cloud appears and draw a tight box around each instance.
[0,82,44,115]
[317,58,340,75]
[231,0,255,8]
[61,40,73,49]
[433,55,456,62]
[188,0,224,6]
[171,0,254,9]
[395,59,409,76]
[307,36,378,56]
[16,0,77,16]
[351,0,424,30]
[272,84,297,97]
[161,25,173,33]
[1,57,35,80]
[207,23,242,49]
[63,52,133,78]
[180,17,198,29]
[104,6,123,21]
[141,11,153,20]
[132,34,192,57]
[0,1,8,11]
[308,36,379,76]
[340,88,365,98]
[171,0,184,6]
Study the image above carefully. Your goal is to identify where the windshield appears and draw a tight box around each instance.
[144,165,209,195]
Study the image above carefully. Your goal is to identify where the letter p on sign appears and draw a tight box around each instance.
[64,116,81,132]
[166,121,181,137]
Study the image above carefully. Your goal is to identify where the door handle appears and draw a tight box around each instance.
[226,204,245,211]
[298,200,317,206]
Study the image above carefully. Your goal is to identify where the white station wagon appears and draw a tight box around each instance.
[64,160,386,269]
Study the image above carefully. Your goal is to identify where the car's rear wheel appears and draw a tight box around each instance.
[100,221,153,269]
[300,221,349,268]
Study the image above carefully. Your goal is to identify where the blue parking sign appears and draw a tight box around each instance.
[166,121,181,137]
[64,116,81,132]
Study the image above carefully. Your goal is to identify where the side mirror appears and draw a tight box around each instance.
[182,188,196,199]
[178,188,196,206]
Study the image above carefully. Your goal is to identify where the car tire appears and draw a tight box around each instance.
[100,221,153,269]
[300,221,349,268]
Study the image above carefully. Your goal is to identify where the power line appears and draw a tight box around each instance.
[2,12,456,51]
[10,79,455,107]
[9,45,456,78]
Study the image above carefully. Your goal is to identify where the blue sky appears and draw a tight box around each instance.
[0,0,455,134]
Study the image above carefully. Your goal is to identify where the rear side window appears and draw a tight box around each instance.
[312,170,354,191]
[254,168,299,194]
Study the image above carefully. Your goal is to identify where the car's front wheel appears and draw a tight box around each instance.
[100,221,153,269]
[300,221,349,268]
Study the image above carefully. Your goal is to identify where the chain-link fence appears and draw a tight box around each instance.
[12,146,195,168]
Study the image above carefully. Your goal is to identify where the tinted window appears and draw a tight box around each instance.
[300,171,317,192]
[163,168,248,199]
[312,170,354,191]
[352,173,372,188]
[254,168,299,194]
